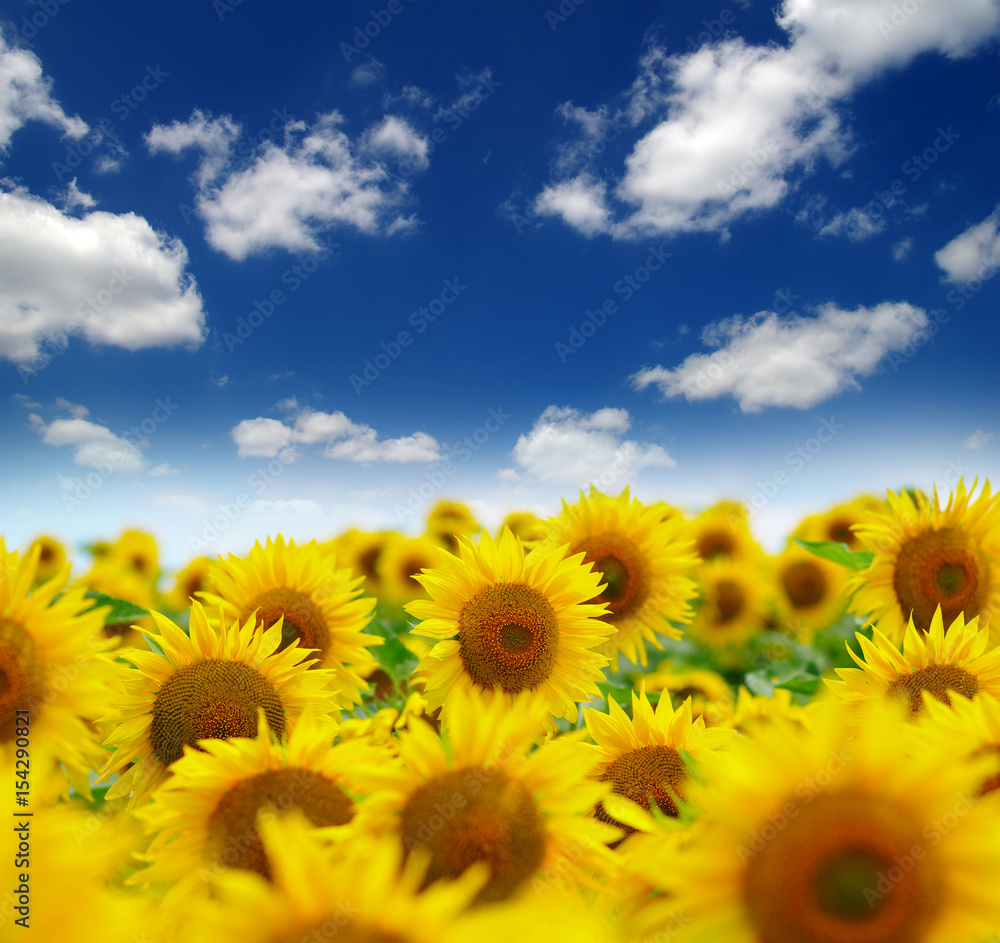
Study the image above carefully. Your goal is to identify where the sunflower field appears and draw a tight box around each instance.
[2,480,1000,942]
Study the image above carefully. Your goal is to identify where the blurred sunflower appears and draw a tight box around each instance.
[333,528,394,597]
[200,535,380,708]
[98,602,338,810]
[913,693,1000,796]
[686,558,771,651]
[130,709,395,907]
[770,542,848,640]
[723,685,812,736]
[161,555,214,613]
[667,698,1000,942]
[26,533,68,585]
[0,538,121,799]
[688,500,762,563]
[848,479,1000,643]
[405,527,612,723]
[542,487,700,666]
[501,510,547,547]
[793,494,886,552]
[585,685,733,846]
[426,498,480,553]
[827,607,1000,719]
[355,685,619,904]
[639,663,736,726]
[377,533,441,606]
[114,528,160,582]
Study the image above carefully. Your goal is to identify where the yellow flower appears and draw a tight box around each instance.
[182,811,487,943]
[97,602,339,810]
[848,479,1000,643]
[0,538,122,799]
[770,542,848,639]
[161,555,214,613]
[129,709,395,908]
[426,498,480,553]
[200,535,380,707]
[723,685,813,735]
[827,607,1000,719]
[667,698,1000,942]
[354,685,619,904]
[688,500,763,563]
[585,685,733,845]
[638,663,736,726]
[26,533,68,585]
[405,527,613,724]
[912,693,1000,797]
[793,494,886,552]
[686,557,771,650]
[331,527,394,596]
[501,510,547,547]
[376,533,442,605]
[541,487,700,666]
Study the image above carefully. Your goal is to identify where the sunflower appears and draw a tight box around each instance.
[97,601,339,810]
[426,498,480,553]
[913,693,1000,797]
[405,527,613,724]
[688,500,763,564]
[665,697,1000,942]
[770,542,848,639]
[501,510,547,547]
[639,663,736,726]
[585,684,733,845]
[848,479,1000,643]
[182,811,487,943]
[113,527,160,582]
[793,494,886,553]
[354,685,619,904]
[686,558,771,651]
[161,555,214,613]
[723,685,813,735]
[200,535,380,708]
[377,533,442,606]
[826,607,1000,719]
[26,533,68,585]
[540,487,700,667]
[129,709,397,909]
[0,538,122,799]
[332,527,395,596]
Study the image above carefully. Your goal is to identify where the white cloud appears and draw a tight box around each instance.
[934,204,1000,283]
[231,407,442,464]
[632,301,929,412]
[0,187,205,365]
[892,237,913,261]
[509,406,674,487]
[147,463,179,477]
[350,59,386,87]
[964,429,994,450]
[496,467,521,482]
[0,31,87,151]
[32,415,145,474]
[63,178,96,212]
[147,109,428,260]
[532,0,998,238]
[384,85,435,109]
[819,207,886,241]
[153,492,207,513]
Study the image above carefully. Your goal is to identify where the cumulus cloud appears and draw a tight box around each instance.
[632,301,929,412]
[934,204,1000,283]
[819,207,886,241]
[350,59,386,87]
[509,406,674,487]
[146,108,429,260]
[531,0,998,239]
[892,237,913,261]
[0,186,205,366]
[0,30,87,151]
[231,407,442,464]
[964,429,994,450]
[30,414,146,474]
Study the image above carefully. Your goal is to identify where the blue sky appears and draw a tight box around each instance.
[1,0,998,572]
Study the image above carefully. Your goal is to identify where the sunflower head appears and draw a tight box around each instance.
[26,534,68,584]
[688,500,762,564]
[162,555,214,613]
[405,527,613,723]
[792,494,886,553]
[686,558,771,651]
[426,499,480,553]
[98,602,340,810]
[848,478,1000,643]
[376,533,441,606]
[638,663,736,726]
[770,542,848,639]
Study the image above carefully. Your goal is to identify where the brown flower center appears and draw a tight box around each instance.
[714,579,746,624]
[892,527,988,630]
[150,659,285,766]
[459,583,558,693]
[273,927,402,943]
[597,744,686,847]
[0,617,45,743]
[744,791,939,943]
[826,518,860,551]
[575,535,647,621]
[886,663,981,717]
[697,529,735,560]
[782,561,828,608]
[242,588,329,659]
[206,768,353,879]
[401,767,545,903]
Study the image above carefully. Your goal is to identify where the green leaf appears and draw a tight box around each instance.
[793,538,873,572]
[83,591,148,626]
[743,669,775,697]
[774,675,821,696]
